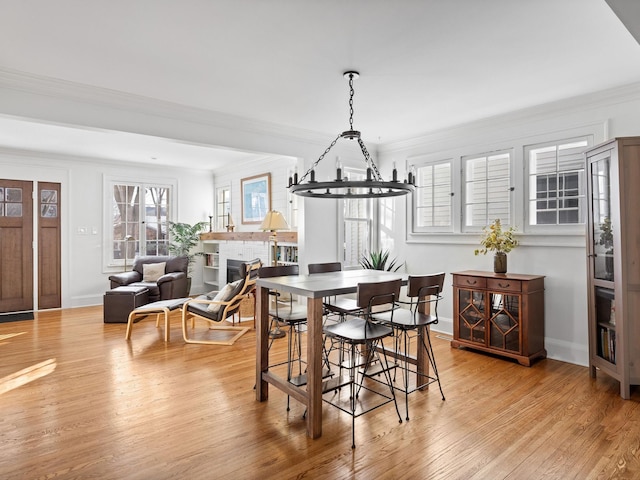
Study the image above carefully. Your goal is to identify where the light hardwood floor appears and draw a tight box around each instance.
[0,306,638,480]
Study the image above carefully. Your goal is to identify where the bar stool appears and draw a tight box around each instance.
[372,272,446,420]
[323,278,403,448]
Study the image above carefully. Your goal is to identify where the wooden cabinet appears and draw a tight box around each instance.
[451,270,546,366]
[585,137,640,399]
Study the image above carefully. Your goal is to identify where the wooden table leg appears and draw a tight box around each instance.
[256,285,269,401]
[305,296,324,438]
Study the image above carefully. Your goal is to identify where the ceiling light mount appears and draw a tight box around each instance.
[288,70,414,199]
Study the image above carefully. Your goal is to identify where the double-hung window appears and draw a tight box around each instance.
[107,178,174,268]
[216,185,231,231]
[525,137,589,229]
[413,159,453,232]
[463,150,513,229]
[342,168,372,268]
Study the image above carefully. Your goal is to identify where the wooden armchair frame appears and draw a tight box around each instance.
[181,258,261,345]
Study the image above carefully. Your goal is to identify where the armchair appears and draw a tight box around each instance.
[109,255,189,302]
[181,258,262,346]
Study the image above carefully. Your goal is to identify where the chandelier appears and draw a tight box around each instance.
[288,71,415,199]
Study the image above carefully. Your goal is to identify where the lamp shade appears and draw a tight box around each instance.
[260,210,289,232]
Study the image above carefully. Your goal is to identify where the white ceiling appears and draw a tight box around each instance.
[1,0,640,170]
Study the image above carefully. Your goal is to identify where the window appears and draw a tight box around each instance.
[413,160,452,232]
[109,181,173,267]
[342,168,372,268]
[526,138,589,227]
[463,151,513,229]
[216,186,231,231]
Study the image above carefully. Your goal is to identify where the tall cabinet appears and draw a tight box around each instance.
[586,137,640,399]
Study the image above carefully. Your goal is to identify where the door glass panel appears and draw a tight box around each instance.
[6,188,22,202]
[488,293,520,352]
[2,188,23,217]
[458,289,485,344]
[590,157,613,281]
[6,203,22,217]
[594,287,616,363]
[41,189,59,218]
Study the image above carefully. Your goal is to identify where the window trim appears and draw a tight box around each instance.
[410,157,454,234]
[339,167,374,269]
[461,148,515,233]
[523,135,593,235]
[103,175,177,271]
[215,184,231,231]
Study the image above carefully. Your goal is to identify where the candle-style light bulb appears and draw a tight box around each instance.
[310,169,316,182]
[336,156,342,181]
[293,167,298,185]
[392,161,398,182]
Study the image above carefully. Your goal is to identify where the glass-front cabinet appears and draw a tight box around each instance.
[585,137,640,399]
[452,271,545,366]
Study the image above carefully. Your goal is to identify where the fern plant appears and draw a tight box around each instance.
[359,249,403,272]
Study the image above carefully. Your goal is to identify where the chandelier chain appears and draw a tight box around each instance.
[297,133,341,184]
[348,73,355,131]
[357,138,383,181]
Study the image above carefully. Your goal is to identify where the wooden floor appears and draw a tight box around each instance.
[1,306,639,480]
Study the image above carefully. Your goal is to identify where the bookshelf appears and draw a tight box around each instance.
[202,241,220,291]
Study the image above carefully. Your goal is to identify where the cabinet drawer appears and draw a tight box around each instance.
[454,275,486,289]
[487,278,522,293]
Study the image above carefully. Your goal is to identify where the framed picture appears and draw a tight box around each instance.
[241,173,271,224]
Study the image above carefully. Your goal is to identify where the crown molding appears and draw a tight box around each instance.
[0,67,331,147]
[381,81,640,154]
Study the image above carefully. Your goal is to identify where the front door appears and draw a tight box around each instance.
[0,179,34,312]
[38,182,61,309]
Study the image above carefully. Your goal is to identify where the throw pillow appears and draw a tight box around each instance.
[206,279,244,313]
[142,262,166,282]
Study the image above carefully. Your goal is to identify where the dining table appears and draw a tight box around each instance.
[255,269,415,439]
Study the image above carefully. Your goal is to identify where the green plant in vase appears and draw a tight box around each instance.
[474,218,519,274]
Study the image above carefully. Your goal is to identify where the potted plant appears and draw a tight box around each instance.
[599,216,614,280]
[359,249,403,272]
[167,221,208,288]
[474,218,519,274]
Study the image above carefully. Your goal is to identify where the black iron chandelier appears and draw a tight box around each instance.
[288,71,415,199]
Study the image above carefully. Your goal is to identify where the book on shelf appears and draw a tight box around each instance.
[599,327,616,363]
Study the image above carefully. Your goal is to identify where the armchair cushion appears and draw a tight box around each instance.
[142,262,166,282]
[206,283,235,313]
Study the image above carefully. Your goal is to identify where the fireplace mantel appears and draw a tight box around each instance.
[200,231,297,243]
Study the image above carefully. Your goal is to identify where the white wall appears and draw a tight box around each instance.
[0,149,213,308]
[377,83,640,366]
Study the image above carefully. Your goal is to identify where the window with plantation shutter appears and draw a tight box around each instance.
[463,151,513,229]
[526,137,590,229]
[413,160,452,232]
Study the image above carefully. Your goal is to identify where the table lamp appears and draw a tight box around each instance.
[260,210,289,266]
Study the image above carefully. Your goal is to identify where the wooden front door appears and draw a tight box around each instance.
[38,182,61,309]
[0,179,34,312]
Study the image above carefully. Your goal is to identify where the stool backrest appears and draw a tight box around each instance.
[308,262,342,274]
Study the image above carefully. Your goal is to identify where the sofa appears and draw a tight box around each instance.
[108,255,189,302]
